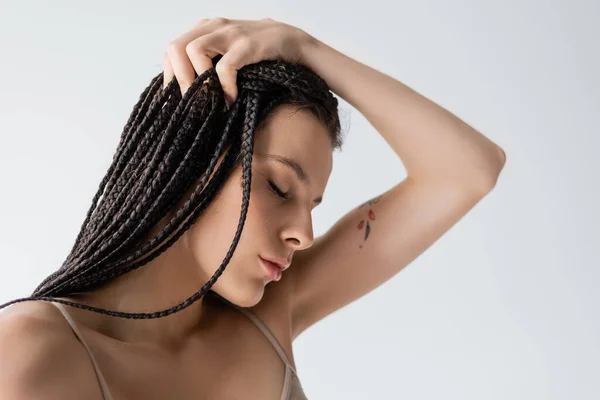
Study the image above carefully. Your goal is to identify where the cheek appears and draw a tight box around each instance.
[185,169,277,268]
[247,179,280,228]
[204,175,266,249]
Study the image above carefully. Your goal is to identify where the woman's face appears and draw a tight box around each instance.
[179,104,333,307]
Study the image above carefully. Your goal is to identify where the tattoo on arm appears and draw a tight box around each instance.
[356,195,381,248]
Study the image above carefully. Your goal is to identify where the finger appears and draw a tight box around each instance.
[185,32,223,86]
[164,18,229,96]
[190,18,218,84]
[192,18,212,28]
[163,51,175,90]
[167,39,203,97]
[215,40,254,107]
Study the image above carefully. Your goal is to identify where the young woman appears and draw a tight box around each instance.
[0,17,506,399]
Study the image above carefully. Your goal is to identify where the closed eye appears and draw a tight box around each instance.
[267,180,289,200]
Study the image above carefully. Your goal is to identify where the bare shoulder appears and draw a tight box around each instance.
[0,301,104,399]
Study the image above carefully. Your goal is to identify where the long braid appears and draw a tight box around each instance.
[32,91,182,294]
[38,78,232,298]
[0,57,344,320]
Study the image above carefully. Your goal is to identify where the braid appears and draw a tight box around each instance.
[0,56,344,319]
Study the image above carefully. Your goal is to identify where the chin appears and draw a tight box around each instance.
[238,285,266,308]
[210,279,266,308]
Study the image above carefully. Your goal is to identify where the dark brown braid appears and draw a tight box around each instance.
[0,55,344,319]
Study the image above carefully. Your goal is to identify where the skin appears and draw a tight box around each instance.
[63,102,332,347]
[0,103,333,399]
[0,16,506,398]
[0,20,338,399]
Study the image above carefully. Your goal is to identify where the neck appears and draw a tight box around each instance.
[59,233,218,351]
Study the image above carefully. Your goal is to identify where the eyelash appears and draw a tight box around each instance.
[267,180,289,200]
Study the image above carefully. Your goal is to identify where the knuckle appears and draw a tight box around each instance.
[185,38,211,57]
[185,40,200,54]
[215,61,234,75]
[212,17,229,25]
[238,36,255,50]
[167,40,185,54]
[231,33,251,46]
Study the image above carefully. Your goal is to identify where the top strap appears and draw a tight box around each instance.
[210,293,298,375]
[50,302,114,400]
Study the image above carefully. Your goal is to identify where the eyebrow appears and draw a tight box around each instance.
[262,153,323,205]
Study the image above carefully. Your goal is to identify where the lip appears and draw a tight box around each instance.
[260,256,283,281]
[259,255,291,271]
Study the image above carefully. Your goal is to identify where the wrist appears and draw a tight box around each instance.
[296,29,321,65]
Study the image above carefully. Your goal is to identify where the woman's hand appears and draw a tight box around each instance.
[162,17,310,106]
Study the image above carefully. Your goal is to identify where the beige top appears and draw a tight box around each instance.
[50,298,308,400]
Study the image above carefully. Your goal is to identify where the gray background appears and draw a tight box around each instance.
[1,0,598,399]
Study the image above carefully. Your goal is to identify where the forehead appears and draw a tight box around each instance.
[253,104,333,186]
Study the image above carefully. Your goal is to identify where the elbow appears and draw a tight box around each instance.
[478,145,507,193]
[496,145,507,170]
